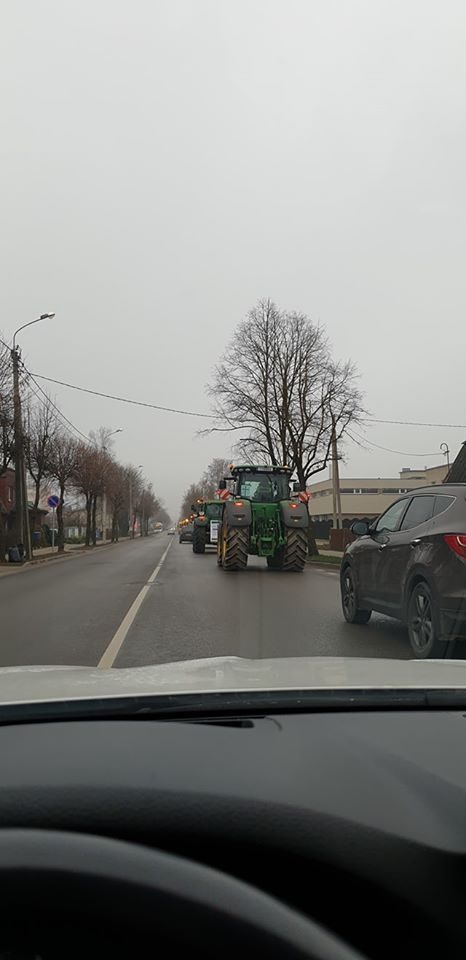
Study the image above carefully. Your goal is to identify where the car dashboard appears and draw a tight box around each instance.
[0,707,465,958]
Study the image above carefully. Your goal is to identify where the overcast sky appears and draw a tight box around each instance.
[1,0,465,517]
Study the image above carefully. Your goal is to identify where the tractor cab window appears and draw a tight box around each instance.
[206,502,223,519]
[238,473,289,502]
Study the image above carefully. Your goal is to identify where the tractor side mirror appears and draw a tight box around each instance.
[218,479,227,490]
[191,503,197,512]
[293,481,303,493]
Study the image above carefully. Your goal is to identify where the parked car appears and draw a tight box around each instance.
[167,527,176,536]
[340,484,466,658]
[179,523,194,544]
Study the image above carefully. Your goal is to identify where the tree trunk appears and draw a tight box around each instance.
[85,495,92,547]
[111,509,119,542]
[57,486,65,552]
[296,467,319,557]
[91,495,97,546]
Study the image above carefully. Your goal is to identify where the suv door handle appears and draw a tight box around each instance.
[410,538,422,547]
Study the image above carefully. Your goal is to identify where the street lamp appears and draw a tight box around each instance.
[11,312,56,561]
[13,312,56,351]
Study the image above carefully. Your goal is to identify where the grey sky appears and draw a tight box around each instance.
[1,0,465,517]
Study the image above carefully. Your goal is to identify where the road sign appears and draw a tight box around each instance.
[47,495,60,509]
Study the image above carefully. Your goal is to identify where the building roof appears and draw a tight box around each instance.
[445,442,466,483]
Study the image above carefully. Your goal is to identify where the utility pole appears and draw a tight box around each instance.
[11,346,31,559]
[331,413,342,530]
[10,313,56,561]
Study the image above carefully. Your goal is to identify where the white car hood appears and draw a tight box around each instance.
[0,656,465,706]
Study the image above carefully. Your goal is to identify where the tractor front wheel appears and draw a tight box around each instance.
[282,529,307,572]
[192,527,206,554]
[220,524,248,571]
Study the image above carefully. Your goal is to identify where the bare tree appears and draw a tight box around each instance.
[0,340,13,561]
[208,299,364,553]
[24,396,57,538]
[72,443,103,546]
[106,461,127,542]
[45,433,80,552]
[180,483,205,521]
[200,458,232,498]
[209,300,363,482]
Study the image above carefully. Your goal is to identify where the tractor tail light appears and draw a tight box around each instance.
[234,501,243,507]
[444,535,466,559]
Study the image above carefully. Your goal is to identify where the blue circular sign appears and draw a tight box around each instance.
[47,495,60,509]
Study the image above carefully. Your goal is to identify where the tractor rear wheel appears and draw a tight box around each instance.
[282,529,307,572]
[221,524,248,571]
[192,527,206,554]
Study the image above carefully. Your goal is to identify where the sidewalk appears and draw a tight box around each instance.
[0,537,131,576]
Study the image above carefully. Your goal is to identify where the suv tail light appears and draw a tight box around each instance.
[444,535,466,559]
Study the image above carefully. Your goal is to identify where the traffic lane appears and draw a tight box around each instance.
[115,539,410,667]
[0,535,170,667]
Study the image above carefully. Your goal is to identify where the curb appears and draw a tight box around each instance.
[306,559,341,573]
[0,537,136,578]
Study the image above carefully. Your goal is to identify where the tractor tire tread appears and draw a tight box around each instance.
[222,525,249,571]
[282,528,307,571]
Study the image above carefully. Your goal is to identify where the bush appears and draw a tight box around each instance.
[65,535,86,545]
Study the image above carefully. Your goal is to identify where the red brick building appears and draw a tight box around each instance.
[0,468,48,550]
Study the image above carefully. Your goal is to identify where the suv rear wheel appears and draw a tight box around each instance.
[407,581,443,659]
[341,567,372,624]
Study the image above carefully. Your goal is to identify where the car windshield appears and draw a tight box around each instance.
[238,474,290,502]
[0,1,465,710]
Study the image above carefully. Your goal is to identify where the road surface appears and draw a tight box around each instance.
[0,535,412,667]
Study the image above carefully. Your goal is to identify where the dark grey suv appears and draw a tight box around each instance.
[340,484,466,658]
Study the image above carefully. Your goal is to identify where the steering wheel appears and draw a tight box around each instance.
[0,830,368,959]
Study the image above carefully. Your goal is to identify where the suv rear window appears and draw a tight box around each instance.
[433,495,455,517]
[400,495,435,530]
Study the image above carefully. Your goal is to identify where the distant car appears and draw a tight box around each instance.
[340,484,466,658]
[167,527,176,536]
[179,523,194,544]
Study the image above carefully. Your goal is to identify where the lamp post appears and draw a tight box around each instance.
[11,313,56,560]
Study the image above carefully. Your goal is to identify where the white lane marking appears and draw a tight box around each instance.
[97,539,173,669]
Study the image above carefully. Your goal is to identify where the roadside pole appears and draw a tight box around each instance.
[331,413,342,530]
[11,346,31,559]
[47,496,60,553]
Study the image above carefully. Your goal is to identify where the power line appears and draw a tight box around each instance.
[23,366,92,445]
[25,370,466,432]
[348,428,440,458]
[362,416,466,430]
[32,373,214,419]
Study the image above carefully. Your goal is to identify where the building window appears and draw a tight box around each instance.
[8,486,13,502]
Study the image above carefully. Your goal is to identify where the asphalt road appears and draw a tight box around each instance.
[0,535,412,667]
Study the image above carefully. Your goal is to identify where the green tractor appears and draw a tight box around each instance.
[216,465,309,572]
[191,500,224,554]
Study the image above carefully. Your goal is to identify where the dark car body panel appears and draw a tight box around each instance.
[342,485,466,643]
[179,524,194,542]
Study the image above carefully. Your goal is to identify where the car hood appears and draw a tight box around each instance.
[0,656,466,705]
